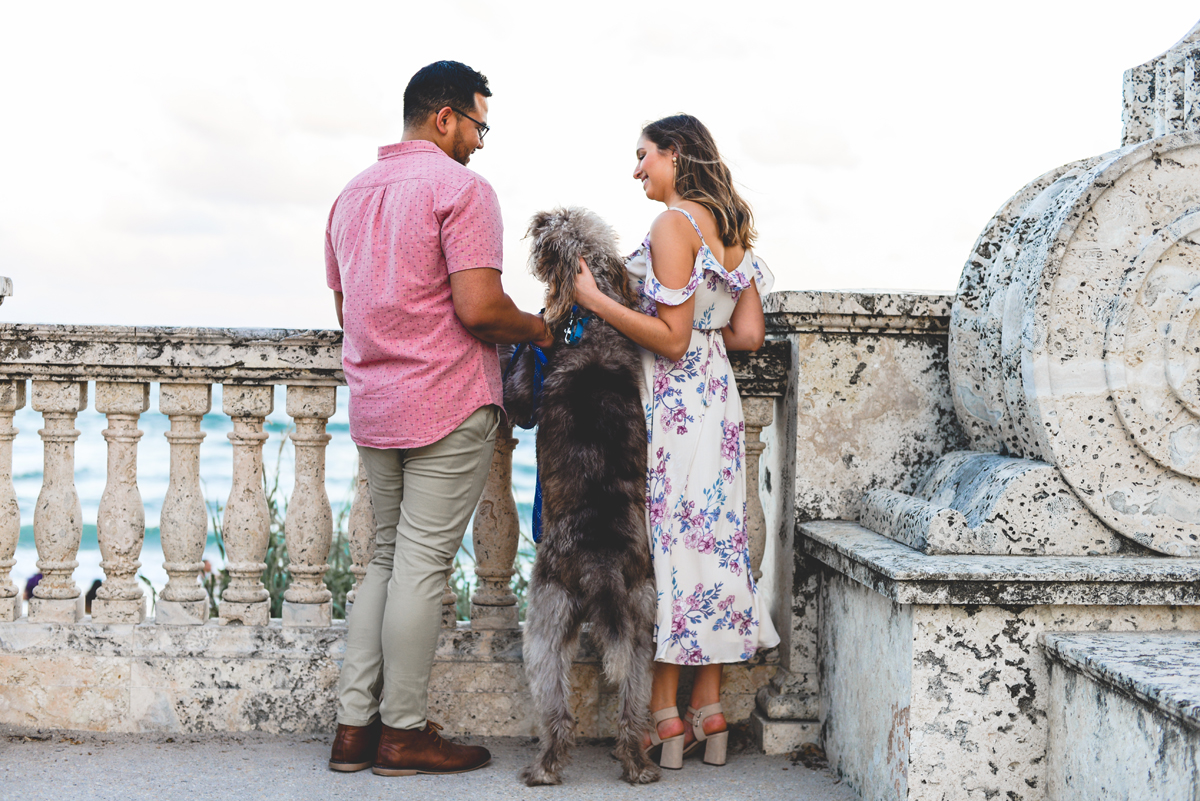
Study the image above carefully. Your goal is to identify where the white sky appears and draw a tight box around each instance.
[1,1,1197,329]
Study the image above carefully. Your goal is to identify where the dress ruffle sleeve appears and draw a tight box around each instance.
[643,254,705,307]
[749,253,774,295]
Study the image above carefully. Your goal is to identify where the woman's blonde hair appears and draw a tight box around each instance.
[642,114,756,249]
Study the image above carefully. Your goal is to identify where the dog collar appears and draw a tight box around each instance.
[562,304,592,346]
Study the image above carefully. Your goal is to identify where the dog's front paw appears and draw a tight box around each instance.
[620,760,662,785]
[520,763,563,786]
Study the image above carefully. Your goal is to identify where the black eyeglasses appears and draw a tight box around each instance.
[452,108,490,142]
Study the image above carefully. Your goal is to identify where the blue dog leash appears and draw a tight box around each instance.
[504,306,591,544]
[504,342,547,542]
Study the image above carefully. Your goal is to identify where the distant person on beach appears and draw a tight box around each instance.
[84,579,102,616]
[324,60,552,778]
[23,573,41,601]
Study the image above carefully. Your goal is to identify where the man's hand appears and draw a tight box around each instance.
[450,268,551,346]
[531,315,554,349]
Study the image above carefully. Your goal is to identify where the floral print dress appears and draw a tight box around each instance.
[625,208,781,664]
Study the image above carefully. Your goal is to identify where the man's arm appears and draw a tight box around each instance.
[333,291,344,329]
[450,268,552,347]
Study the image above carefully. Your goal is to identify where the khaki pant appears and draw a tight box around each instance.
[336,404,500,730]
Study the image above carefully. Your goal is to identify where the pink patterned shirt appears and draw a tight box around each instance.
[325,140,504,449]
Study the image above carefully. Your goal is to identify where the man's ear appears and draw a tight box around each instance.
[435,106,454,135]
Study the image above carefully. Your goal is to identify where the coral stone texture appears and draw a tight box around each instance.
[281,386,335,626]
[157,384,212,625]
[0,380,23,621]
[764,291,965,526]
[862,453,1121,555]
[0,622,774,737]
[1044,631,1200,800]
[1122,22,1200,145]
[932,133,1200,556]
[29,381,87,623]
[809,522,1200,801]
[93,382,151,625]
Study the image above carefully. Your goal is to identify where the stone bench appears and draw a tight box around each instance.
[1042,631,1200,801]
[800,520,1200,801]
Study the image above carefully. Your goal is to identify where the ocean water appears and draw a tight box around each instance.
[12,383,538,601]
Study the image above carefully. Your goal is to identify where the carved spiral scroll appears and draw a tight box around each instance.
[951,131,1200,555]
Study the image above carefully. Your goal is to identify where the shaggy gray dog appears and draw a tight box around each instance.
[506,207,659,787]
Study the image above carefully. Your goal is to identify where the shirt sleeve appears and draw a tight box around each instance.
[442,175,504,274]
[325,199,342,292]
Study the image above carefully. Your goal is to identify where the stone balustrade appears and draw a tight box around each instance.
[0,324,789,739]
[0,323,786,634]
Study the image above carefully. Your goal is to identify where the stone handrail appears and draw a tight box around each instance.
[0,323,789,629]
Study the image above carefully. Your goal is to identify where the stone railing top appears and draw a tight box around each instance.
[1041,631,1200,733]
[0,322,792,396]
[728,340,790,397]
[764,290,954,334]
[800,521,1200,606]
[0,278,12,306]
[0,323,345,385]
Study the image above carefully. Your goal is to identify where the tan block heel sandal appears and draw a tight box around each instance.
[684,703,728,766]
[648,707,686,770]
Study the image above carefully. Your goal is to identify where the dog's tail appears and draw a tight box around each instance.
[587,574,656,684]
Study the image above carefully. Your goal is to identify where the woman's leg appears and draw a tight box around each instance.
[644,662,686,745]
[688,664,727,736]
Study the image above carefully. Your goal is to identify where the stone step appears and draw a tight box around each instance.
[1042,631,1200,801]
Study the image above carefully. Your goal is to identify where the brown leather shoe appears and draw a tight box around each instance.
[329,718,383,772]
[372,721,491,776]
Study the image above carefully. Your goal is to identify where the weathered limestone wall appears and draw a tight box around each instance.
[820,573,912,801]
[753,291,968,753]
[766,291,965,525]
[1044,632,1200,801]
[0,621,774,736]
[806,520,1200,801]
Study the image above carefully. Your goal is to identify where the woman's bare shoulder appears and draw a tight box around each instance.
[649,208,696,238]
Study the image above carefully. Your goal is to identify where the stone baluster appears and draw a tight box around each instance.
[282,386,335,627]
[0,380,25,622]
[469,425,520,629]
[743,396,774,583]
[218,385,273,626]
[345,456,376,613]
[93,382,150,624]
[157,384,212,625]
[29,381,87,623]
[442,576,458,629]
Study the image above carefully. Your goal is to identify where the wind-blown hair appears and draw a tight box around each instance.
[403,60,492,128]
[642,114,756,249]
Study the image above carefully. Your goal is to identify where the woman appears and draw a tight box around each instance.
[575,114,780,768]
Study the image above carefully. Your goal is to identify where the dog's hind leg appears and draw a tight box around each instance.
[593,578,661,785]
[519,577,582,787]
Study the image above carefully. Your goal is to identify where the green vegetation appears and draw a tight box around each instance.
[202,430,535,622]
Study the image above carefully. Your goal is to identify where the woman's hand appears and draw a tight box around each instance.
[574,258,607,312]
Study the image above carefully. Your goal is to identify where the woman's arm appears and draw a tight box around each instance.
[720,281,765,352]
[575,213,697,362]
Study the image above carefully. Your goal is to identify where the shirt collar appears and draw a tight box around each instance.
[378,140,444,160]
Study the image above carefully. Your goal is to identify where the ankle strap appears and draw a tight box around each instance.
[652,707,681,724]
[686,703,724,740]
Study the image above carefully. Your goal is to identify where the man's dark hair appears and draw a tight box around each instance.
[403,61,491,128]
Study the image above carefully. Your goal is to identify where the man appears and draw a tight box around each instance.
[325,60,551,777]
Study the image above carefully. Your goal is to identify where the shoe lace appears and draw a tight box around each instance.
[426,720,446,751]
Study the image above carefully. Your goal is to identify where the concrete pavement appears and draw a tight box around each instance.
[0,727,858,801]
